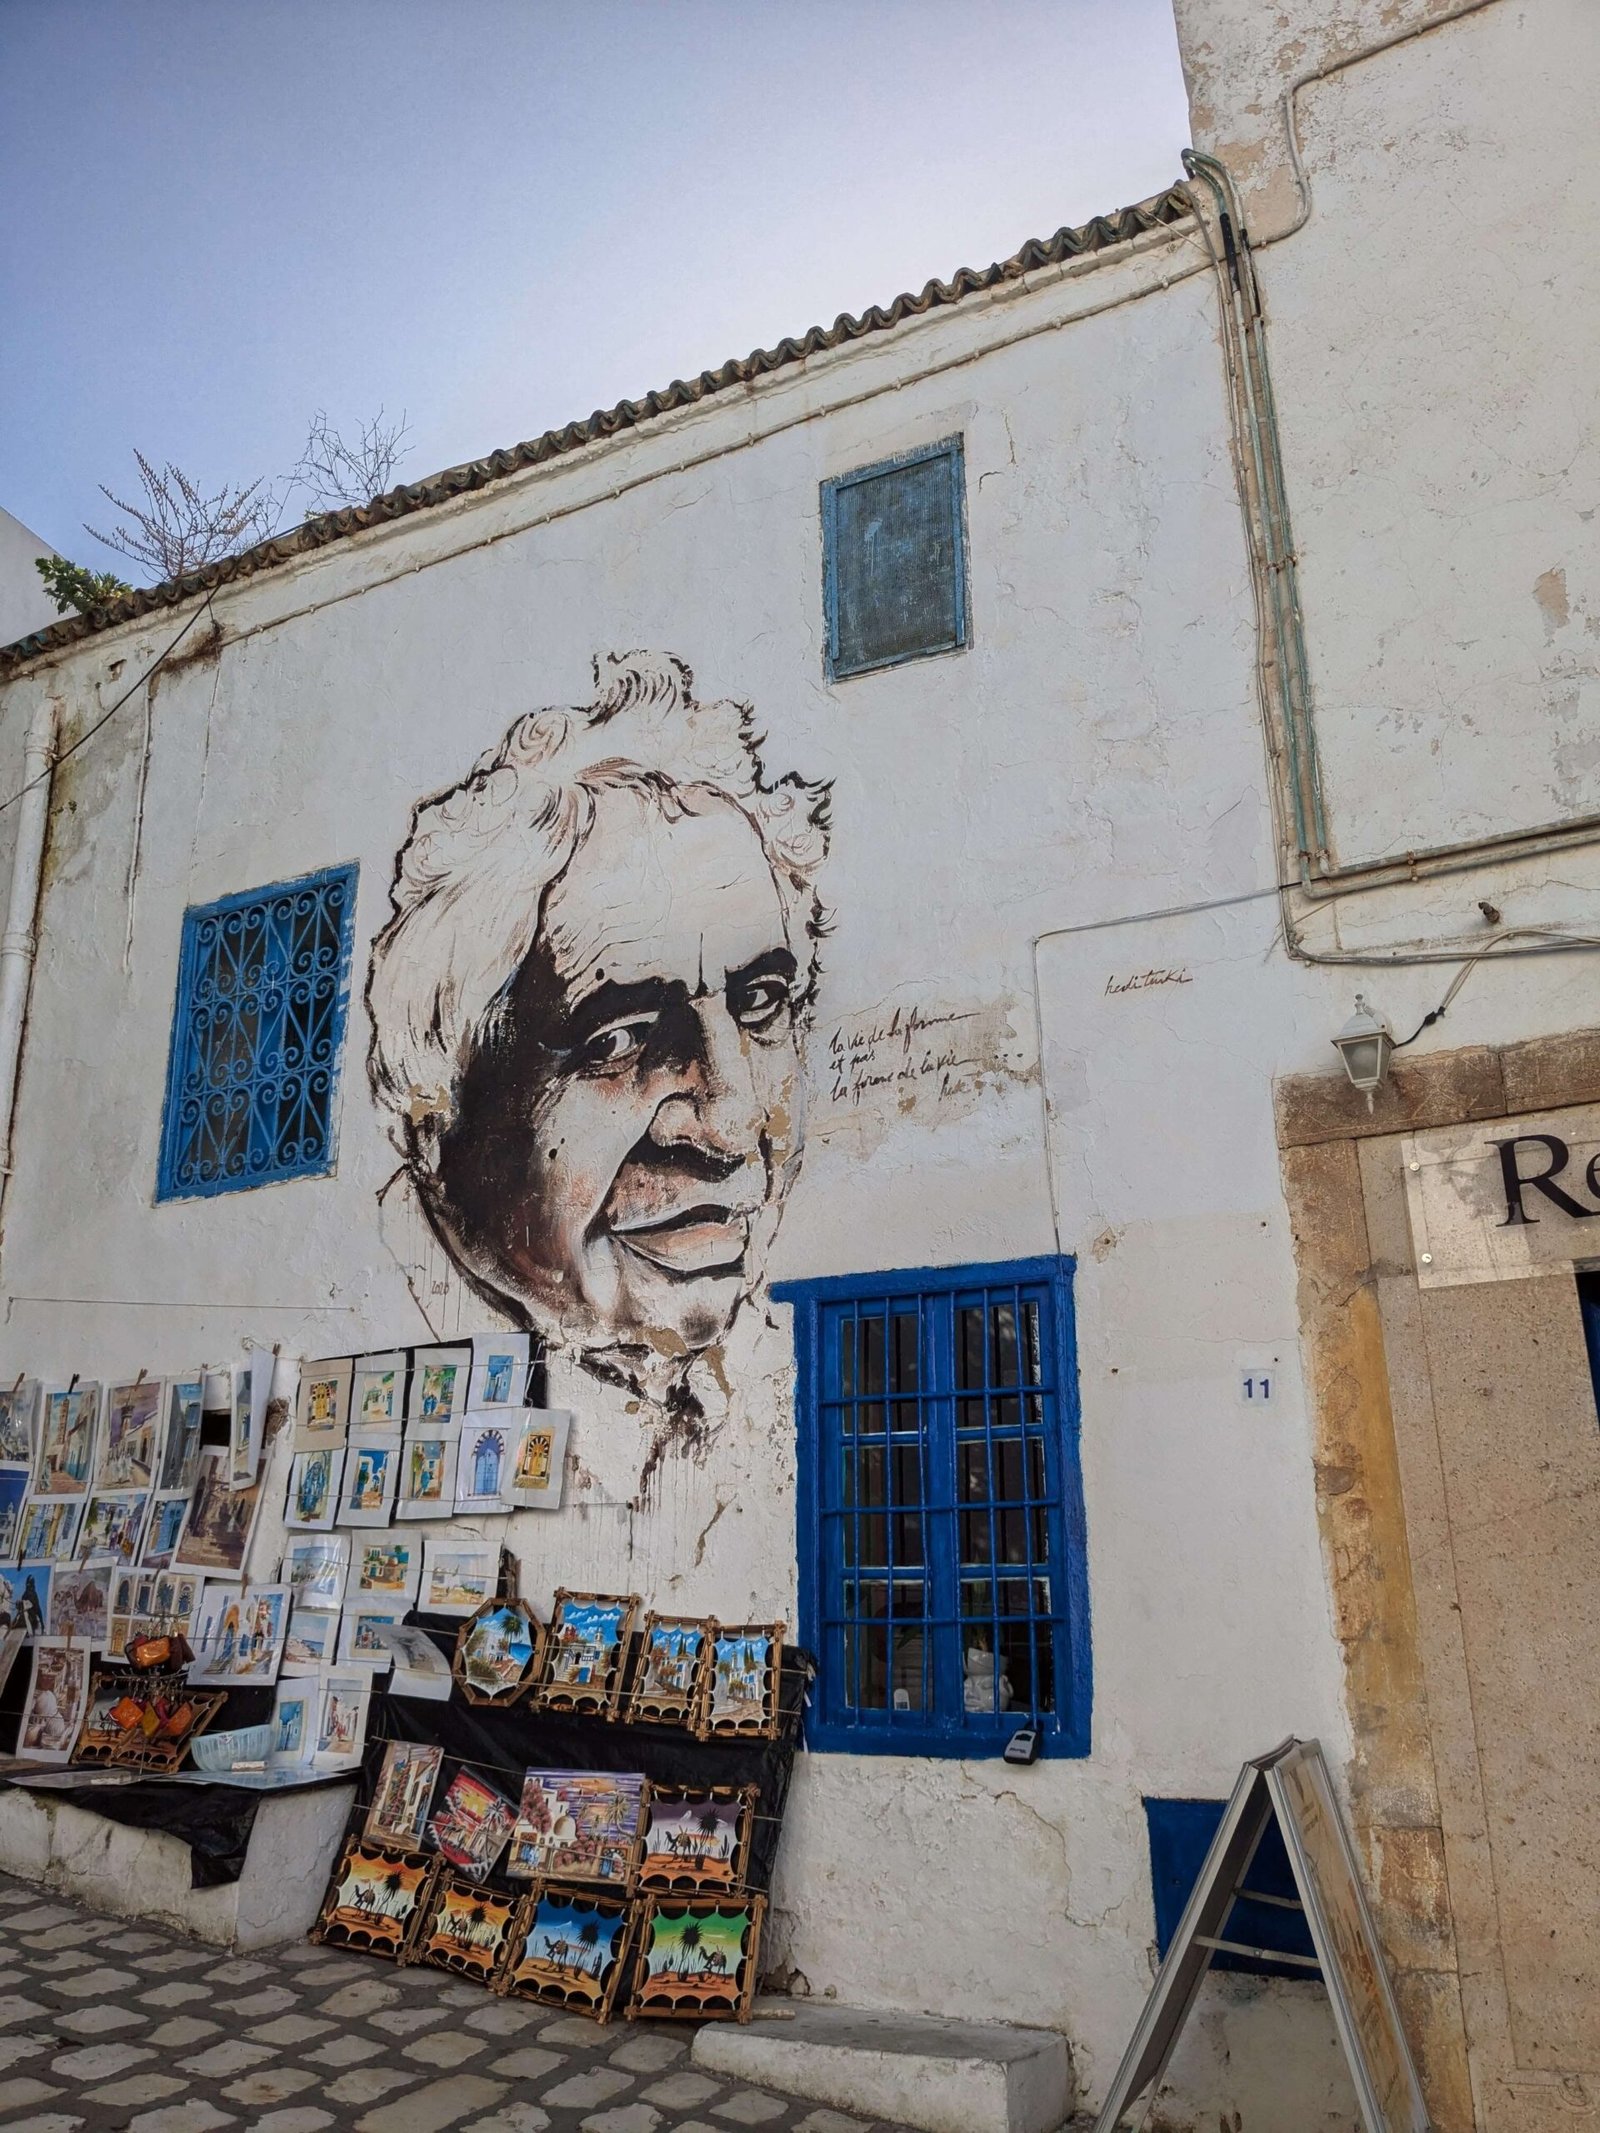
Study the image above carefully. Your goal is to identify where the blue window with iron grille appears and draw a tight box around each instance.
[821,436,970,680]
[156,864,359,1202]
[775,1257,1091,1757]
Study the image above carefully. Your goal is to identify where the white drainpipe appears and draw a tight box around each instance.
[0,694,59,1243]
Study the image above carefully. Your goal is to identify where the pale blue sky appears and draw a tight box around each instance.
[1,1,1191,575]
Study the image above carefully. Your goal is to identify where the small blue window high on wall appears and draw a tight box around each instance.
[821,436,969,680]
[157,864,359,1202]
[775,1257,1091,1757]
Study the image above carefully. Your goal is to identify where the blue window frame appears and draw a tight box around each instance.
[156,864,359,1202]
[1143,1797,1319,1980]
[821,436,970,681]
[775,1256,1090,1757]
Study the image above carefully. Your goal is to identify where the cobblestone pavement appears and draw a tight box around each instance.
[0,1874,917,2133]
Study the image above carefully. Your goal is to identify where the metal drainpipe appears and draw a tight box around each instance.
[0,694,59,1251]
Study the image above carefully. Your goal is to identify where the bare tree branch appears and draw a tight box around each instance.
[85,450,279,581]
[289,407,412,511]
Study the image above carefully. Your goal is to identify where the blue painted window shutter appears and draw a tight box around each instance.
[822,437,970,679]
[156,864,359,1202]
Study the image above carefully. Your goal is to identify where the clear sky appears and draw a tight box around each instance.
[0,1,1191,576]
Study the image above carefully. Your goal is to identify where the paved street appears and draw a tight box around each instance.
[0,1874,915,2133]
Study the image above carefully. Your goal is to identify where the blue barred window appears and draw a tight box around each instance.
[775,1257,1091,1757]
[156,864,359,1201]
[821,436,970,680]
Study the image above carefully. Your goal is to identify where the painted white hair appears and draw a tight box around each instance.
[366,650,831,1170]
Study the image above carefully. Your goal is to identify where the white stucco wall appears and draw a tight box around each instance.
[0,507,57,652]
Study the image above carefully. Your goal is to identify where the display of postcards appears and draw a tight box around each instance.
[18,1497,83,1564]
[637,1786,756,1894]
[407,1346,470,1424]
[699,1623,785,1739]
[624,1614,713,1728]
[0,1379,40,1466]
[312,1835,436,1958]
[468,1331,530,1409]
[314,1670,370,1769]
[230,1355,273,1487]
[366,1738,445,1848]
[190,1582,291,1685]
[76,1491,149,1567]
[282,1534,349,1609]
[352,1352,405,1431]
[505,1408,571,1511]
[426,1767,517,1880]
[97,1380,163,1492]
[0,1561,50,1636]
[372,1622,454,1701]
[16,1637,91,1761]
[342,1435,401,1526]
[454,1597,542,1704]
[35,1383,101,1497]
[498,1881,635,2019]
[157,1379,205,1492]
[628,1894,766,2022]
[140,1493,191,1570]
[49,1565,110,1647]
[539,1591,639,1718]
[281,1605,338,1675]
[507,1770,646,1887]
[411,1866,519,1981]
[455,1416,516,1514]
[286,1446,344,1531]
[172,1447,267,1580]
[420,1539,499,1618]
[270,1678,316,1767]
[340,1601,407,1670]
[395,1425,459,1521]
[0,1467,28,1563]
[347,1534,421,1603]
[295,1357,353,1449]
[105,1568,200,1659]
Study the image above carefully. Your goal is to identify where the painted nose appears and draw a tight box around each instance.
[649,1000,764,1161]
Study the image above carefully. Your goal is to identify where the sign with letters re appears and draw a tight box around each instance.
[1403,1103,1600,1288]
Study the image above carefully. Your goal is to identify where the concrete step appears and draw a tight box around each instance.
[690,1996,1075,2133]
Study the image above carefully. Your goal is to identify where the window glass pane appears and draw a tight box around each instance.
[890,1309,920,1394]
[1021,1299,1043,1384]
[956,1305,984,1390]
[991,1302,1020,1386]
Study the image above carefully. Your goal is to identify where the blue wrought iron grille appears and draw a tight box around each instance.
[156,864,359,1201]
[776,1257,1091,1757]
[821,436,969,680]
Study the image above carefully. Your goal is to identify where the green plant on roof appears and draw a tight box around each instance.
[34,555,131,617]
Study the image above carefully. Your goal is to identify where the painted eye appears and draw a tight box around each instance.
[731,978,792,1032]
[582,1018,655,1069]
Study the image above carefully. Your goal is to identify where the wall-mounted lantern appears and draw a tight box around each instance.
[1331,995,1394,1107]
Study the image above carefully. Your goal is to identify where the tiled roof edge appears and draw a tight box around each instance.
[3,184,1192,674]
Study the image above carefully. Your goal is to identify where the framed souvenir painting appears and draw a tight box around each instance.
[498,1882,635,2020]
[35,1383,101,1498]
[76,1491,149,1568]
[624,1614,713,1729]
[188,1581,264,1685]
[16,1637,91,1761]
[468,1331,529,1409]
[410,1868,519,1982]
[419,1539,499,1618]
[312,1835,435,1959]
[295,1357,353,1450]
[0,1378,40,1468]
[506,1770,646,1887]
[229,1355,273,1488]
[627,1894,766,2022]
[538,1591,639,1718]
[0,1467,29,1564]
[406,1347,469,1425]
[97,1380,163,1492]
[140,1493,191,1570]
[455,1416,515,1515]
[698,1623,785,1740]
[281,1532,348,1612]
[340,1601,407,1670]
[347,1534,421,1604]
[18,1497,83,1565]
[0,1560,50,1635]
[270,1678,316,1768]
[427,1767,517,1881]
[104,1568,200,1659]
[286,1447,344,1532]
[505,1409,571,1512]
[342,1436,401,1527]
[352,1352,405,1433]
[453,1596,542,1705]
[395,1426,459,1521]
[281,1605,338,1675]
[157,1379,205,1493]
[314,1671,370,1769]
[48,1564,110,1647]
[637,1786,757,1894]
[366,1738,444,1849]
[372,1622,454,1700]
[171,1447,266,1581]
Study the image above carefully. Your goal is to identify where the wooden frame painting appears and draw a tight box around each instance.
[497,1881,635,2021]
[408,1867,519,1981]
[70,1669,225,1773]
[698,1622,785,1740]
[627,1894,766,2022]
[538,1590,639,1718]
[426,1767,517,1880]
[637,1786,757,1895]
[312,1835,436,1959]
[506,1770,646,1887]
[623,1613,713,1729]
[453,1596,543,1705]
[365,1739,444,1849]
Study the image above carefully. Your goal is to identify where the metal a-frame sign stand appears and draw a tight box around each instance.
[1094,1738,1433,2133]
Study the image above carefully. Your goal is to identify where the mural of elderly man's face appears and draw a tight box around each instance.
[434,784,802,1360]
